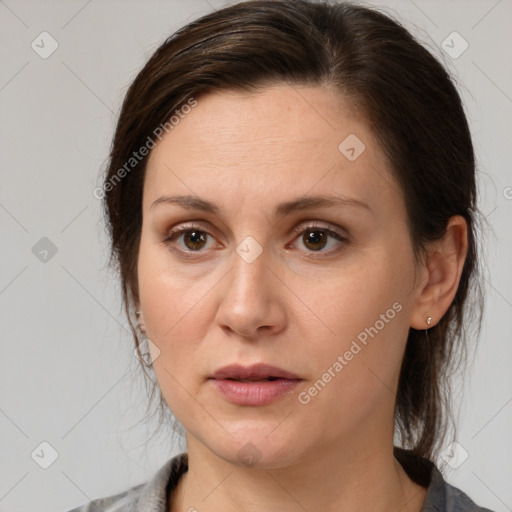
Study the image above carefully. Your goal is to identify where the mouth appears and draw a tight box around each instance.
[209,363,302,406]
[210,363,302,381]
[225,377,281,382]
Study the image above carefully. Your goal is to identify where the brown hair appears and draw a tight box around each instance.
[101,0,484,461]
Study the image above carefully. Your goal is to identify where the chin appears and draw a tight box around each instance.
[196,419,306,470]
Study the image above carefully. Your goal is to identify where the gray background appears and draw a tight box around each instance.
[1,1,511,511]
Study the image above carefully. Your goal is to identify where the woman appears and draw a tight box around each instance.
[68,0,493,510]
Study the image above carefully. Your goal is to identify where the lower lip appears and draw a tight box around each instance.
[210,378,301,406]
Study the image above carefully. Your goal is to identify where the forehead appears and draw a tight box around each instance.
[144,84,401,218]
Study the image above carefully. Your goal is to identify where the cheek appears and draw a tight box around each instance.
[307,289,407,388]
[309,251,409,346]
[137,241,212,373]
[138,258,212,420]
[296,301,408,441]
[139,234,202,324]
[298,254,412,410]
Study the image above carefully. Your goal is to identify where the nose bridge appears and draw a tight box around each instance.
[227,202,269,284]
[215,237,281,338]
[229,237,269,303]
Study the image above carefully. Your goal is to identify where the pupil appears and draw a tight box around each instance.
[304,230,326,251]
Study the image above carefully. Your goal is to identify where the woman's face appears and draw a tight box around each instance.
[137,84,425,467]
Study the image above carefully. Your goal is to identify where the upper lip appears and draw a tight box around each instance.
[211,363,301,380]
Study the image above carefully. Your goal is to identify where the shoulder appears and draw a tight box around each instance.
[63,453,188,512]
[394,447,495,512]
[64,483,145,512]
[428,468,496,512]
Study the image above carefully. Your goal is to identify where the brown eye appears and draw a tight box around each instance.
[290,224,347,254]
[182,230,208,251]
[163,224,215,254]
[303,230,328,251]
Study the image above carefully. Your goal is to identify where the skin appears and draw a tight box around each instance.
[136,84,468,512]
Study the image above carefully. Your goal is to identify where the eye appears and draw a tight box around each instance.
[289,223,347,253]
[163,224,216,253]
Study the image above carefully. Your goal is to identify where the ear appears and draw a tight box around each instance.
[410,215,468,330]
[135,306,146,333]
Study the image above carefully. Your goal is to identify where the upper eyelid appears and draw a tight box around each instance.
[291,221,346,236]
[167,220,346,236]
[166,222,218,240]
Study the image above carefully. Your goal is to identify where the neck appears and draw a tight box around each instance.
[169,434,427,512]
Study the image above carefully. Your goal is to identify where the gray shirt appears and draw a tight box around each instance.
[65,450,495,511]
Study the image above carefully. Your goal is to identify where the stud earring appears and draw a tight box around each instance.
[426,316,432,326]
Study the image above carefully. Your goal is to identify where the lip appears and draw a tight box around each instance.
[211,363,301,380]
[209,363,303,406]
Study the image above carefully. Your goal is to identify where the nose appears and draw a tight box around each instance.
[215,245,287,340]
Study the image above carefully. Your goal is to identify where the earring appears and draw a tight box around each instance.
[426,316,432,326]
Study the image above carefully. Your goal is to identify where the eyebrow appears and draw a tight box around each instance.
[150,194,373,217]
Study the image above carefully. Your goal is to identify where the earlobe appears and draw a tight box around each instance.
[410,215,468,330]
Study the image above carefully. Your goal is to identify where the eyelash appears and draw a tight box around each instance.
[162,222,348,258]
